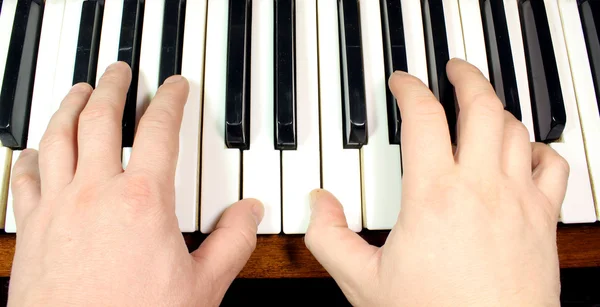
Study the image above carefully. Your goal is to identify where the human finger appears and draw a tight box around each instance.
[39,83,91,195]
[126,75,188,181]
[11,149,41,230]
[501,111,532,181]
[388,71,454,178]
[531,143,569,217]
[76,62,131,179]
[191,198,263,295]
[305,189,380,291]
[447,58,505,170]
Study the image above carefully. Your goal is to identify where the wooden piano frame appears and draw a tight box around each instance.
[1,223,598,278]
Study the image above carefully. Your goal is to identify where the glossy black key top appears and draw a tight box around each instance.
[275,0,296,150]
[422,0,457,143]
[224,0,252,150]
[579,0,600,116]
[158,0,186,86]
[518,0,566,143]
[73,0,104,87]
[118,0,144,148]
[0,0,43,149]
[480,0,521,121]
[0,0,3,14]
[338,0,367,149]
[380,0,405,145]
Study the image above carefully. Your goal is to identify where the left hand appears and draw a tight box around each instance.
[7,62,264,306]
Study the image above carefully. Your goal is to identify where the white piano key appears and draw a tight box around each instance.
[359,1,402,230]
[4,150,17,232]
[4,0,65,233]
[95,0,126,167]
[135,0,163,135]
[51,0,84,112]
[95,0,123,85]
[402,0,429,86]
[0,0,17,94]
[27,0,66,150]
[458,0,489,79]
[503,0,535,141]
[121,0,165,169]
[442,0,466,60]
[200,0,241,233]
[557,0,600,220]
[242,0,281,234]
[543,0,596,223]
[282,0,320,234]
[175,0,207,232]
[0,147,11,229]
[316,0,362,232]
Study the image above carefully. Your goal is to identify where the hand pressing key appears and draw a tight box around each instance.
[305,59,567,306]
[7,62,264,306]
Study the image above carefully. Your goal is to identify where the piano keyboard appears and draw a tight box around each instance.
[0,0,598,234]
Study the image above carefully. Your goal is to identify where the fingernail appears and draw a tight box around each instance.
[164,75,182,84]
[69,82,90,94]
[106,62,120,71]
[393,70,408,75]
[251,202,264,225]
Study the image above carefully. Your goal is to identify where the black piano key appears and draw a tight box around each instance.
[480,0,522,121]
[118,0,144,148]
[0,0,44,150]
[158,0,186,86]
[73,0,104,87]
[579,0,600,116]
[275,0,297,150]
[380,0,405,145]
[338,0,367,149]
[224,0,251,150]
[422,0,457,143]
[518,0,566,143]
[0,0,3,15]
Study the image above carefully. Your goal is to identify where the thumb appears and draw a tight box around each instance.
[191,198,263,291]
[11,149,41,230]
[531,143,569,218]
[305,189,380,288]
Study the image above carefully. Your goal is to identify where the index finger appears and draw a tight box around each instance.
[126,75,189,180]
[388,71,455,177]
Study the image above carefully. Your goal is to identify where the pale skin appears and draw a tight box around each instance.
[7,58,567,306]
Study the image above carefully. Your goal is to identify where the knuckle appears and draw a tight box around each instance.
[551,154,570,175]
[73,185,100,205]
[139,106,176,130]
[79,103,115,124]
[121,173,159,210]
[40,124,71,153]
[11,171,37,190]
[469,93,504,117]
[304,227,319,251]
[412,99,446,120]
[232,226,257,253]
[505,117,529,138]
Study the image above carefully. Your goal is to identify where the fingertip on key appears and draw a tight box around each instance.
[164,75,183,84]
[69,82,93,94]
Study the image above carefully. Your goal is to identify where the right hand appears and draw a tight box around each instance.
[305,59,566,306]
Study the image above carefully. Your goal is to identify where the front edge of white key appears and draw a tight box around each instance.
[359,1,402,230]
[316,0,362,232]
[200,0,241,234]
[282,0,321,234]
[243,0,281,234]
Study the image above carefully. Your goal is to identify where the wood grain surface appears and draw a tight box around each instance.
[0,223,597,278]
